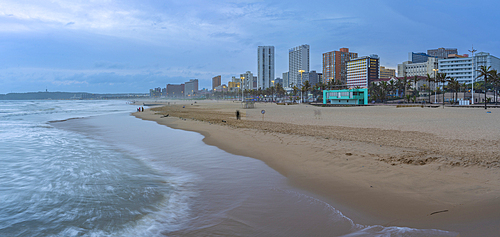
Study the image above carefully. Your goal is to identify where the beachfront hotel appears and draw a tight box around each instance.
[288,44,310,88]
[322,48,358,84]
[257,46,275,89]
[346,55,379,88]
[438,52,500,84]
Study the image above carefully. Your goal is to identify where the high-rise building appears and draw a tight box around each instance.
[212,75,221,91]
[257,46,275,89]
[308,71,322,86]
[239,71,254,91]
[408,52,435,63]
[150,87,162,97]
[166,84,184,97]
[439,52,500,83]
[288,44,310,88]
[427,48,458,59]
[379,66,396,78]
[184,79,198,97]
[322,48,358,85]
[282,72,289,87]
[274,77,283,86]
[346,55,379,88]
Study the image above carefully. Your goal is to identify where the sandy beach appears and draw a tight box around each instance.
[133,100,500,236]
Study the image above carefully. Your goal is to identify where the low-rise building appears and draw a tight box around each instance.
[379,66,396,78]
[228,81,240,92]
[323,88,368,105]
[397,57,438,78]
[214,84,228,92]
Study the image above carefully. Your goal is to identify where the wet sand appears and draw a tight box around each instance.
[133,100,500,236]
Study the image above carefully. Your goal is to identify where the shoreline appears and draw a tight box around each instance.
[133,100,500,236]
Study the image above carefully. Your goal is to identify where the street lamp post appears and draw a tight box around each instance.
[240,76,245,102]
[271,80,275,102]
[433,68,439,104]
[299,70,305,103]
[469,46,477,104]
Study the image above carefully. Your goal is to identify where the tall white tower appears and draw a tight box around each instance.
[257,46,275,89]
[288,44,310,88]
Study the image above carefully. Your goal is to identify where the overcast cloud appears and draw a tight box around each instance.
[1,0,499,93]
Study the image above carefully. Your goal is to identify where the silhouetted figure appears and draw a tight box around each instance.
[236,110,240,120]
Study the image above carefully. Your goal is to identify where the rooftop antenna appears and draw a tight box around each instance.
[468,45,477,104]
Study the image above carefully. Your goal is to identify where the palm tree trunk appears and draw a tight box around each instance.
[485,80,488,110]
[428,81,431,103]
[495,86,498,105]
[442,90,445,108]
[464,86,466,103]
[485,91,488,109]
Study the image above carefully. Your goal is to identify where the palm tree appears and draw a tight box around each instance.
[411,76,420,97]
[388,80,396,99]
[395,77,404,98]
[368,82,379,102]
[421,84,428,103]
[476,65,493,109]
[435,73,449,107]
[426,74,435,103]
[275,83,285,101]
[490,70,499,105]
[405,94,411,103]
[447,77,459,104]
[302,80,311,103]
[380,81,389,102]
[292,85,299,102]
[402,76,409,100]
[461,82,468,103]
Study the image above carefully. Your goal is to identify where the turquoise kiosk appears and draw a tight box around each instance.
[323,88,368,105]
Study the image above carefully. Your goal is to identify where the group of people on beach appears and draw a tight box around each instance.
[137,107,144,112]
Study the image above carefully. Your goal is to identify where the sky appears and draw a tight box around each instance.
[1,0,499,93]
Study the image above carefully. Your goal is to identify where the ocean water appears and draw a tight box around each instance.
[0,100,458,236]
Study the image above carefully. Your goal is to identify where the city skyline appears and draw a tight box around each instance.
[1,0,499,93]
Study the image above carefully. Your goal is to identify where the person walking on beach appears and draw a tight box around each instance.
[236,110,240,120]
[141,107,144,112]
